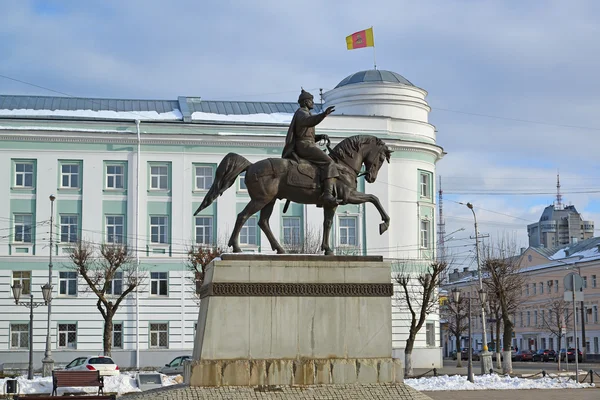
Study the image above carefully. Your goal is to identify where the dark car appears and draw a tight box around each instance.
[512,350,534,362]
[532,349,556,362]
[558,348,582,363]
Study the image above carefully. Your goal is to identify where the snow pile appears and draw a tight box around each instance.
[191,111,292,124]
[0,372,180,396]
[405,374,594,391]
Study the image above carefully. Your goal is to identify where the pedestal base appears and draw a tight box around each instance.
[480,351,493,374]
[185,358,403,386]
[42,358,54,377]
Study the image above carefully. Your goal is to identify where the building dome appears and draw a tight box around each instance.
[335,69,413,89]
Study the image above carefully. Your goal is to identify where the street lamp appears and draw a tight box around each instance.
[42,194,56,377]
[464,202,492,374]
[11,282,52,379]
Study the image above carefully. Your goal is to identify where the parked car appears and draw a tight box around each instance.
[453,348,480,361]
[558,348,582,363]
[64,356,120,376]
[532,349,556,362]
[511,350,534,362]
[159,355,191,375]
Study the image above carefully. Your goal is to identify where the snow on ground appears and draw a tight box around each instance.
[405,374,594,391]
[0,372,179,396]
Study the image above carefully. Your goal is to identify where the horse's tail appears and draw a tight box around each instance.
[193,153,251,215]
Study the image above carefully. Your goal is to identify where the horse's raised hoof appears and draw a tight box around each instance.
[232,246,243,253]
[379,221,389,235]
[276,248,286,254]
[324,250,334,256]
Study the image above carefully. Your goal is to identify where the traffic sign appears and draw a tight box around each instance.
[564,290,584,302]
[564,272,583,291]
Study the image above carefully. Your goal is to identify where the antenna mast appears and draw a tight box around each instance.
[555,171,563,210]
[437,175,446,262]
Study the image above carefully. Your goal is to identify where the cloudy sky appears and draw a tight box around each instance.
[2,0,600,263]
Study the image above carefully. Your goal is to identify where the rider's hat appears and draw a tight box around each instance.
[298,89,313,103]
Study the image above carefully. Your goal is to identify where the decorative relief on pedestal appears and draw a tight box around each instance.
[199,282,393,298]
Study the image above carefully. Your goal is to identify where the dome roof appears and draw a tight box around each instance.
[335,70,413,89]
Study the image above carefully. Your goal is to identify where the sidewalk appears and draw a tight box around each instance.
[427,389,599,400]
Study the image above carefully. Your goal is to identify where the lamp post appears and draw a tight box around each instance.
[465,202,492,374]
[11,282,52,379]
[42,194,55,377]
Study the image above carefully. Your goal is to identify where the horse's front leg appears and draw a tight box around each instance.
[345,190,390,234]
[321,206,337,255]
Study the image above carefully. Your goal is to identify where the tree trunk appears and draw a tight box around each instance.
[495,318,502,369]
[404,335,415,377]
[501,317,513,374]
[103,314,113,357]
[455,335,462,368]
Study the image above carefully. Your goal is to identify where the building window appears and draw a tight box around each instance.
[525,284,529,296]
[15,162,34,188]
[519,312,523,327]
[592,275,597,288]
[113,323,123,348]
[150,165,168,190]
[420,220,430,248]
[527,311,531,326]
[534,310,538,325]
[10,323,29,349]
[106,215,124,244]
[106,164,124,189]
[150,272,168,296]
[583,276,587,289]
[339,217,357,246]
[533,283,536,295]
[61,163,80,188]
[150,216,168,244]
[555,280,559,292]
[13,214,33,243]
[239,172,247,190]
[58,323,77,349]
[59,271,77,296]
[60,215,79,243]
[194,166,213,190]
[594,306,598,324]
[426,322,435,347]
[419,171,431,198]
[540,282,544,294]
[107,272,123,295]
[149,323,168,348]
[240,216,257,245]
[12,271,31,295]
[195,216,213,245]
[595,337,599,354]
[282,217,301,246]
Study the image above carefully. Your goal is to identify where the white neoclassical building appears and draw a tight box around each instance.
[0,69,444,370]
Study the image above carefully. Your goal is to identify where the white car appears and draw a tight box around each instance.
[64,356,120,376]
[158,355,191,375]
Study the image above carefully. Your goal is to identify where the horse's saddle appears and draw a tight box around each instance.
[287,160,320,189]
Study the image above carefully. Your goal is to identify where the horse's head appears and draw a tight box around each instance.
[363,140,393,183]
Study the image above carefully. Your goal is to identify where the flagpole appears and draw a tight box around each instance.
[372,26,376,70]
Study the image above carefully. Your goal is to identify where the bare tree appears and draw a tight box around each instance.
[441,292,468,367]
[395,260,448,376]
[69,242,142,356]
[187,245,224,304]
[482,237,525,374]
[282,224,322,254]
[538,295,573,370]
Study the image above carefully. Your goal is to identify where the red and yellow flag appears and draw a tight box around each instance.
[346,27,374,50]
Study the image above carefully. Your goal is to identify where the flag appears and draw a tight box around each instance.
[346,27,374,50]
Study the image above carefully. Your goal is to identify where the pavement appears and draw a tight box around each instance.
[427,389,599,400]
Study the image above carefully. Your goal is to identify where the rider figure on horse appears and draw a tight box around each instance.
[282,89,338,206]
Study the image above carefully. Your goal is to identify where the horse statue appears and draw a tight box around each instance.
[193,135,392,255]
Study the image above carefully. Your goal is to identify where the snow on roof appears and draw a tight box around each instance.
[191,111,292,124]
[0,108,182,121]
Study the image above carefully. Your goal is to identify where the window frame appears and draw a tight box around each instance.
[10,323,29,349]
[240,216,258,245]
[282,216,301,246]
[338,216,358,247]
[150,272,168,296]
[194,165,214,191]
[194,216,213,245]
[113,322,123,349]
[149,322,169,349]
[60,215,79,243]
[425,321,436,347]
[105,215,125,244]
[149,164,169,190]
[419,170,432,199]
[238,172,247,191]
[57,323,77,349]
[60,162,81,189]
[150,216,169,244]
[59,271,78,296]
[420,219,430,249]
[14,161,35,188]
[13,214,33,243]
[12,271,32,295]
[105,163,125,190]
[106,271,123,296]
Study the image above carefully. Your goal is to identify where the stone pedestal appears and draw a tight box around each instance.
[185,254,403,386]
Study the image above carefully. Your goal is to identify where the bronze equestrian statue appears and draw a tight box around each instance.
[194,90,392,255]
